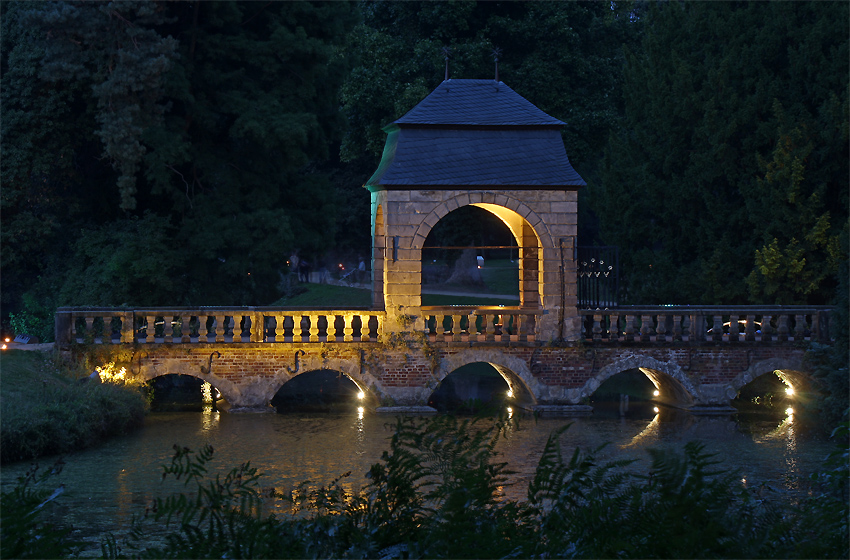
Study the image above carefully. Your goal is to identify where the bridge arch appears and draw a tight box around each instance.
[136,361,239,408]
[726,357,811,401]
[587,356,698,409]
[437,349,541,408]
[269,354,385,407]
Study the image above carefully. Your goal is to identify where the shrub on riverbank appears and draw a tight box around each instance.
[0,350,148,464]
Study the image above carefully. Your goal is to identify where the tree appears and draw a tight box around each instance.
[2,0,359,319]
[596,1,848,305]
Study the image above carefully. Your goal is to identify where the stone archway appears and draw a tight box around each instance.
[726,357,811,401]
[586,356,699,409]
[411,194,553,310]
[438,348,541,408]
[136,359,241,408]
[269,354,385,409]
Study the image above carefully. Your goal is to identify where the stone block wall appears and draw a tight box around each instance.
[371,188,580,341]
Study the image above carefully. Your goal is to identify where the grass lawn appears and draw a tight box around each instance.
[270,283,372,307]
[270,277,520,308]
[1,350,148,464]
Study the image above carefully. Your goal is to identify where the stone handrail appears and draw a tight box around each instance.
[421,306,543,343]
[579,306,833,343]
[55,307,384,344]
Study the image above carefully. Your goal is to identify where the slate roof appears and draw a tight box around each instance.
[394,79,565,127]
[366,79,586,190]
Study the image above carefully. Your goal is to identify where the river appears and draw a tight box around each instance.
[1,403,834,556]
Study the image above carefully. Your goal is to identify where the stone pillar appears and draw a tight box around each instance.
[519,222,539,308]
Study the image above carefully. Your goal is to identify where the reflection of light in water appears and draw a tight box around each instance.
[653,406,659,413]
[357,406,364,420]
[506,407,513,419]
[201,404,220,431]
[507,390,513,398]
[751,408,799,491]
[620,412,660,448]
[202,382,213,403]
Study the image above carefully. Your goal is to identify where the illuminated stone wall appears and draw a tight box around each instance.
[372,188,579,341]
[105,341,807,412]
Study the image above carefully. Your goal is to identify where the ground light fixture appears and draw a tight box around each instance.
[507,390,513,398]
[357,391,365,400]
[653,390,660,397]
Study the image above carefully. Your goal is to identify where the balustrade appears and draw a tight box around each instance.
[421,306,540,343]
[57,308,383,345]
[579,307,832,343]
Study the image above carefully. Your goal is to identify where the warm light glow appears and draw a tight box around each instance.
[202,382,213,404]
[785,407,794,415]
[653,390,660,397]
[506,407,513,414]
[357,406,364,419]
[1,344,6,350]
[4,337,9,342]
[785,386,794,396]
[96,362,128,383]
[741,478,747,484]
[357,391,365,400]
[507,390,514,398]
[653,406,660,413]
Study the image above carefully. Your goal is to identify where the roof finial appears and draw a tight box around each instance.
[492,47,502,82]
[442,46,452,81]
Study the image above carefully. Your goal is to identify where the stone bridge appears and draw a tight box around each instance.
[56,305,831,415]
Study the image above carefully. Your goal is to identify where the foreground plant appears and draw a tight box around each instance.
[0,460,79,559]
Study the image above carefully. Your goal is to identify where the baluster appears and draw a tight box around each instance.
[794,314,806,340]
[230,316,240,342]
[212,315,224,342]
[672,315,683,341]
[83,316,95,342]
[624,314,636,342]
[435,314,446,340]
[592,314,603,341]
[283,314,292,342]
[761,315,774,341]
[745,315,756,341]
[162,316,173,343]
[525,314,536,342]
[710,315,723,342]
[450,314,461,342]
[180,315,191,343]
[145,315,156,343]
[640,315,653,342]
[326,315,338,342]
[359,315,370,342]
[343,315,354,342]
[102,317,114,344]
[777,314,789,341]
[484,313,496,341]
[309,314,320,342]
[608,314,620,341]
[655,314,668,341]
[729,315,740,341]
